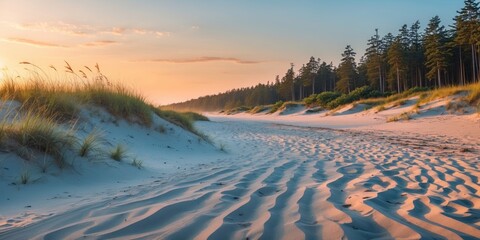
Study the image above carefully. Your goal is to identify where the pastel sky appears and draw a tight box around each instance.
[0,0,463,105]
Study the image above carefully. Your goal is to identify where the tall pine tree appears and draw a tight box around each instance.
[424,16,450,88]
[455,0,480,82]
[337,45,357,93]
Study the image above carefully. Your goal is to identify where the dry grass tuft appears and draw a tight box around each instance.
[387,112,412,122]
[78,129,105,159]
[110,144,127,161]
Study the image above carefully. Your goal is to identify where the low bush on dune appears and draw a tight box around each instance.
[303,94,317,106]
[316,92,342,108]
[269,100,284,113]
[303,91,342,108]
[327,86,382,109]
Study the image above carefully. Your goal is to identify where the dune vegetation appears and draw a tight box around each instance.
[251,83,480,115]
[0,62,209,173]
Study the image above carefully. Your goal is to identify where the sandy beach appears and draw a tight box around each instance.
[1,110,479,239]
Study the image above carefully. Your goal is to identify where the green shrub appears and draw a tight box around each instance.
[269,100,284,113]
[315,92,341,108]
[326,86,381,109]
[303,94,318,106]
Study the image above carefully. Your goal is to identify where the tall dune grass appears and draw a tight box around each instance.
[0,62,210,171]
[0,76,152,126]
[0,108,76,168]
[418,82,480,104]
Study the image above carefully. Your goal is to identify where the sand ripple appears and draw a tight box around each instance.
[1,121,479,239]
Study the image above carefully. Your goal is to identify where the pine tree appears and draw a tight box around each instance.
[298,57,319,97]
[424,16,450,88]
[278,64,296,101]
[365,29,384,92]
[381,33,395,91]
[336,45,357,93]
[316,61,334,92]
[455,0,480,82]
[388,38,405,93]
[410,21,425,87]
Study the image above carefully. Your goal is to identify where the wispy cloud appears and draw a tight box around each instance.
[81,40,118,47]
[141,57,262,64]
[100,27,126,36]
[129,28,170,37]
[8,21,170,38]
[4,37,67,48]
[14,22,90,36]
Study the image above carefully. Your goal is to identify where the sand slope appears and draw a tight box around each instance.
[1,119,478,239]
[0,104,219,232]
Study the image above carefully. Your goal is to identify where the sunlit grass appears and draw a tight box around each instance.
[0,108,76,168]
[0,61,208,174]
[0,77,152,126]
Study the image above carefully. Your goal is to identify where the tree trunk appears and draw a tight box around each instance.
[418,67,422,87]
[378,66,382,93]
[324,77,327,92]
[472,44,476,82]
[437,63,441,88]
[459,46,464,85]
[291,84,295,101]
[312,78,315,95]
[477,45,480,83]
[396,66,400,93]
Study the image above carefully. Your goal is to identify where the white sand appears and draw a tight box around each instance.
[0,99,479,239]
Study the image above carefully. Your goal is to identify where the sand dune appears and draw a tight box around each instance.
[1,119,478,239]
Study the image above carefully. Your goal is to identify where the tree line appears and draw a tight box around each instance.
[166,0,480,111]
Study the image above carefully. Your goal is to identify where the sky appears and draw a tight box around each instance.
[0,0,464,105]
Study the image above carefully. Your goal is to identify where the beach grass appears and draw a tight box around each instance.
[110,144,127,161]
[0,62,206,170]
[0,109,76,168]
[78,129,105,159]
